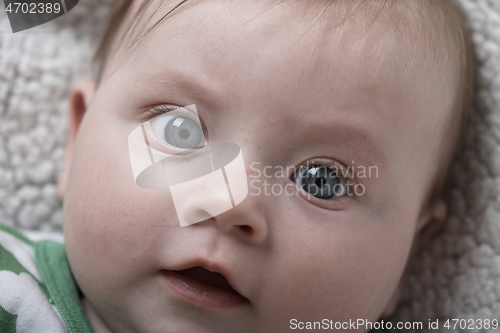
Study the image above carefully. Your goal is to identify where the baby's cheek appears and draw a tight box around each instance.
[63,115,178,293]
[262,210,414,324]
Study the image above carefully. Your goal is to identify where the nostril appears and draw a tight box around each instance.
[239,225,253,235]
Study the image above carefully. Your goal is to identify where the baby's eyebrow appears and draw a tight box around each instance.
[132,67,220,107]
[317,120,387,168]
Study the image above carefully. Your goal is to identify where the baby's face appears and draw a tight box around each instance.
[61,1,454,332]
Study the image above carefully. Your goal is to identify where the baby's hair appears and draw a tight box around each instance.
[93,0,475,208]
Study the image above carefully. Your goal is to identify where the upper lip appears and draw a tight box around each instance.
[167,258,247,298]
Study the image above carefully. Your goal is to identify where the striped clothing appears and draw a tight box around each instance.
[0,224,94,333]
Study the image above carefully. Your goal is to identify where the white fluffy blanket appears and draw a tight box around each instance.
[0,0,499,331]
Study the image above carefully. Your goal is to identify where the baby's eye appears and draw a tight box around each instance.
[149,113,205,149]
[292,165,346,199]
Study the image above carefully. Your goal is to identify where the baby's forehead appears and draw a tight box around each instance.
[110,0,454,88]
[111,0,453,127]
[117,2,413,80]
[120,1,453,110]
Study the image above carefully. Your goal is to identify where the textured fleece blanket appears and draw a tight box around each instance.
[0,0,499,331]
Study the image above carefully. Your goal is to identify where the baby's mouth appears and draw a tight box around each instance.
[162,266,249,309]
[174,266,239,294]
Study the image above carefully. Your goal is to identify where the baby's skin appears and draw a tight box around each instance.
[57,0,455,332]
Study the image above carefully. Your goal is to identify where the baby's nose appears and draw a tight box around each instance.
[174,171,235,225]
[166,142,248,224]
[212,194,268,245]
[180,186,267,245]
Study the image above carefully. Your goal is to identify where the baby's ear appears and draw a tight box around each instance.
[57,79,97,200]
[415,199,447,244]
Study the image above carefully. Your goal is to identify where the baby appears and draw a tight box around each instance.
[0,0,475,332]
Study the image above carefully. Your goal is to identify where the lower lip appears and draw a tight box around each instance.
[162,270,250,309]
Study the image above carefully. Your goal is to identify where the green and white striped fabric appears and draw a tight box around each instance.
[0,225,94,333]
